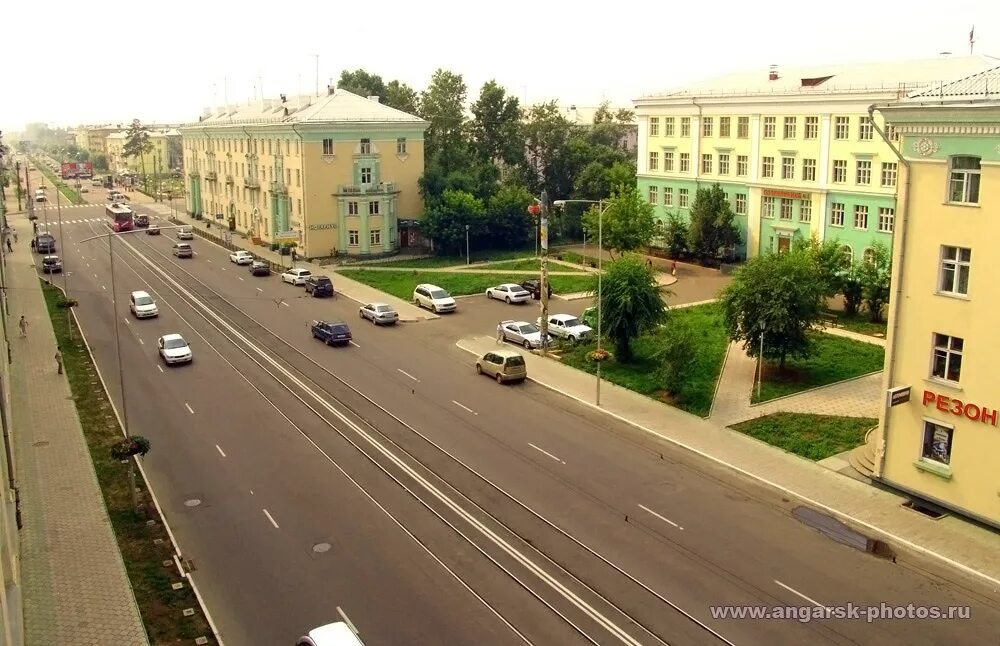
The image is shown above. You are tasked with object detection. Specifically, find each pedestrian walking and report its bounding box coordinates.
[18,316,28,338]
[55,347,63,375]
[671,259,677,276]
[646,258,653,271]
[30,239,36,252]
[33,222,38,235]
[5,238,11,253]
[12,230,17,243]
[496,321,504,345]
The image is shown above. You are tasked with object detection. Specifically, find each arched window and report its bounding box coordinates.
[863,247,877,265]
[840,244,854,265]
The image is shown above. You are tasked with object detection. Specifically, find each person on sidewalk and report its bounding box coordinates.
[5,238,11,253]
[671,259,677,276]
[18,316,28,338]
[11,230,17,244]
[496,322,504,345]
[55,347,63,375]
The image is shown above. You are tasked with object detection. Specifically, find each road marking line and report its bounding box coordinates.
[638,503,684,530]
[216,444,226,457]
[280,301,289,307]
[86,263,90,268]
[237,276,244,281]
[349,340,360,348]
[452,400,478,415]
[123,318,130,325]
[262,509,280,529]
[157,365,164,373]
[397,368,418,382]
[221,267,226,271]
[529,442,566,465]
[256,287,263,292]
[138,339,144,345]
[185,403,195,414]
[775,580,827,609]
[101,285,106,290]
[206,258,212,263]
[336,607,360,636]
[94,273,98,278]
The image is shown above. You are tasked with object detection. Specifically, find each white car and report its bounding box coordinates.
[176,227,194,240]
[486,283,531,304]
[230,250,254,265]
[129,290,158,318]
[359,302,399,325]
[413,283,456,313]
[157,334,192,365]
[281,267,312,285]
[499,320,552,350]
[538,314,593,343]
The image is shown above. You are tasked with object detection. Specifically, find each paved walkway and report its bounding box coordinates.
[4,205,148,644]
[455,335,1000,587]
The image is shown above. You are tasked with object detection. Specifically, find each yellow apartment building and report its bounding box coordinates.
[179,87,427,259]
[106,129,181,177]
[854,65,1000,528]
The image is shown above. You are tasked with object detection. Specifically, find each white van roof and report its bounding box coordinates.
[130,290,151,299]
[299,622,363,645]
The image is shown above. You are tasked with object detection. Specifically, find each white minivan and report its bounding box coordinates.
[129,291,158,318]
[413,283,456,313]
[296,622,364,646]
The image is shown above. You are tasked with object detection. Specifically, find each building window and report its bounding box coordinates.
[720,117,731,137]
[370,229,381,245]
[680,117,691,137]
[840,245,853,264]
[780,198,793,220]
[664,188,673,206]
[648,151,659,171]
[783,117,797,139]
[762,196,776,218]
[939,246,971,295]
[736,155,748,176]
[881,162,897,188]
[679,188,689,207]
[862,248,878,265]
[679,153,690,172]
[348,230,359,246]
[802,158,817,181]
[921,421,954,466]
[360,167,372,184]
[701,153,713,174]
[804,116,819,139]
[885,124,899,141]
[761,156,774,178]
[949,156,981,204]
[702,117,713,137]
[858,117,874,141]
[781,156,795,180]
[877,207,895,233]
[297,199,302,214]
[649,117,660,136]
[322,138,334,155]
[737,117,750,138]
[932,333,964,382]
[348,201,358,215]
[799,200,812,222]
[832,160,847,183]
[856,160,872,185]
[664,117,675,136]
[719,153,730,175]
[763,116,776,138]
[853,205,869,230]
[397,138,407,154]
[360,138,372,154]
[834,116,850,139]
[735,193,747,215]
[296,169,301,187]
[664,151,674,171]
[648,186,658,204]
[830,202,845,226]
[369,201,380,215]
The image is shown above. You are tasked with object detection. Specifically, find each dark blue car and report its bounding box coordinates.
[311,320,352,346]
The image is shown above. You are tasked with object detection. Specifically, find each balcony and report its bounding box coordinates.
[335,182,397,195]
[204,171,218,181]
[270,180,288,195]
[225,174,234,185]
[244,176,260,189]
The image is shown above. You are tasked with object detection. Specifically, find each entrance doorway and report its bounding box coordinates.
[777,236,791,253]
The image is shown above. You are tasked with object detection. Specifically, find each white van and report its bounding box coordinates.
[129,291,158,318]
[296,622,364,646]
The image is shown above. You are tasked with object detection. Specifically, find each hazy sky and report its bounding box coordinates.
[5,0,999,132]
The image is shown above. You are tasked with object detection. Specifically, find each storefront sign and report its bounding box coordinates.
[307,223,337,231]
[887,385,911,407]
[922,390,998,426]
[762,188,809,200]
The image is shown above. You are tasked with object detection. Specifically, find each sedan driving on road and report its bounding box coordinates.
[359,302,399,325]
[281,267,312,285]
[146,225,161,235]
[305,275,334,297]
[129,291,158,318]
[176,227,194,240]
[230,250,254,265]
[486,283,531,304]
[157,334,192,365]
[499,320,552,349]
[249,260,270,276]
[311,320,352,346]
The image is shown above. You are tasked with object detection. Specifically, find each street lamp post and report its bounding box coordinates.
[757,323,766,401]
[54,190,72,338]
[465,224,470,266]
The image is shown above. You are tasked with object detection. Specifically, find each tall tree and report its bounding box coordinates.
[594,254,668,362]
[420,69,468,160]
[470,80,523,166]
[802,236,849,298]
[484,183,533,249]
[384,80,421,115]
[337,69,386,98]
[581,185,655,258]
[687,183,742,261]
[859,242,892,322]
[123,119,152,191]
[520,102,574,197]
[422,189,486,255]
[661,210,688,258]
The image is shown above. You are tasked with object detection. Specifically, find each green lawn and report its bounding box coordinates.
[485,257,589,272]
[362,248,538,269]
[823,309,888,338]
[30,159,85,205]
[553,249,596,267]
[559,303,729,417]
[754,332,885,403]
[731,413,877,461]
[337,269,596,299]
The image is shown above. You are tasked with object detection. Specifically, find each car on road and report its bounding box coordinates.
[520,278,552,300]
[281,267,312,285]
[230,250,254,265]
[413,283,456,313]
[146,225,161,235]
[157,334,192,365]
[486,283,531,304]
[176,227,194,240]
[35,234,56,254]
[476,349,527,384]
[129,291,158,318]
[172,242,193,258]
[91,179,102,187]
[499,320,552,350]
[41,255,62,273]
[249,260,270,276]
[134,214,149,227]
[537,313,593,343]
[80,186,89,193]
[311,320,352,346]
[34,194,47,203]
[304,275,334,297]
[359,302,399,325]
[296,622,364,646]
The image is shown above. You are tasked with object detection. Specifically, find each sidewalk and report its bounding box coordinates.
[4,207,148,644]
[455,335,1000,588]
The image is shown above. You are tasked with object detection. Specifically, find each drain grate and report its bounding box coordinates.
[903,499,947,520]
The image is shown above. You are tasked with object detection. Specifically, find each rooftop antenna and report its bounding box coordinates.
[313,54,320,97]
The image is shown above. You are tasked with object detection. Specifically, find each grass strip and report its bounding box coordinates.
[29,158,85,205]
[360,247,538,268]
[730,413,877,461]
[338,268,597,299]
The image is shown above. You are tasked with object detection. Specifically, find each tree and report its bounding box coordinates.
[337,69,386,98]
[662,210,688,258]
[122,119,152,191]
[594,254,668,362]
[385,80,420,114]
[110,435,151,510]
[581,185,655,258]
[93,154,109,171]
[802,236,849,298]
[422,189,485,255]
[719,248,826,367]
[859,242,892,322]
[841,263,864,316]
[520,102,574,197]
[484,184,533,249]
[657,325,697,396]
[470,80,523,166]
[687,183,741,261]
[420,69,468,160]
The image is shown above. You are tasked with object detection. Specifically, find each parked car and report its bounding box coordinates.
[311,320,352,346]
[41,255,62,273]
[146,225,161,235]
[537,313,593,343]
[281,267,312,285]
[359,302,399,325]
[157,333,192,365]
[486,283,531,304]
[176,227,194,240]
[35,234,56,253]
[129,291,158,318]
[230,250,254,265]
[520,278,552,300]
[172,242,193,258]
[499,320,552,349]
[305,275,334,297]
[249,260,271,276]
[413,283,456,313]
[476,349,527,384]
[296,622,364,646]
[581,306,599,329]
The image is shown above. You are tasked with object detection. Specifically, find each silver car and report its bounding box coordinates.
[499,320,552,350]
[359,302,399,325]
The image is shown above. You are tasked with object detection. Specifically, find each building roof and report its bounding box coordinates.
[639,55,1000,100]
[186,89,427,129]
[905,64,1000,101]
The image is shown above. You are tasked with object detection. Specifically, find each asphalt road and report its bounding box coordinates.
[27,186,1000,645]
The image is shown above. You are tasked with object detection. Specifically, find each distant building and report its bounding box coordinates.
[179,87,428,259]
[74,125,122,157]
[634,55,1000,260]
[106,128,181,177]
[561,105,638,153]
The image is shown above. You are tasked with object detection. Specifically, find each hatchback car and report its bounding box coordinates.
[146,225,161,235]
[476,349,527,384]
[230,250,254,265]
[41,255,63,273]
[305,275,334,297]
[157,334,192,365]
[249,260,271,276]
[176,227,194,240]
[413,283,456,313]
[129,291,158,318]
[172,242,192,258]
[359,302,399,325]
[486,283,531,304]
[281,267,312,285]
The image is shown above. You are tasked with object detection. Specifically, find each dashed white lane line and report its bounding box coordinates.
[280,301,289,307]
[529,442,566,465]
[262,509,280,529]
[138,339,144,345]
[237,276,244,281]
[185,402,195,414]
[157,365,164,373]
[93,273,98,278]
[101,285,106,291]
[349,340,361,348]
[206,258,213,263]
[216,444,226,458]
[638,503,684,530]
[86,263,90,268]
[336,607,359,636]
[452,400,478,415]
[775,580,827,609]
[397,368,419,382]
[123,318,130,325]
[256,287,263,293]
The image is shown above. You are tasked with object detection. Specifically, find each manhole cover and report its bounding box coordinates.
[312,542,331,553]
[184,499,202,507]
[33,441,50,448]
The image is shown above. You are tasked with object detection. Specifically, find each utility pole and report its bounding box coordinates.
[24,163,33,221]
[539,190,550,354]
[55,190,72,339]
